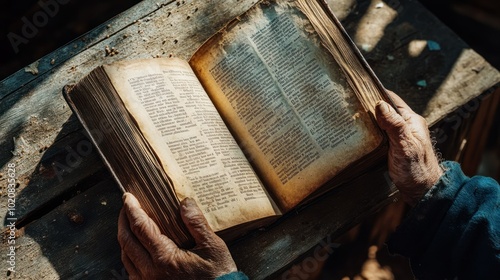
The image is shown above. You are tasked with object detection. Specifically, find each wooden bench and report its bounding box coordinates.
[1,0,499,279]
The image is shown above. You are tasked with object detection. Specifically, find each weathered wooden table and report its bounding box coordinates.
[1,0,499,279]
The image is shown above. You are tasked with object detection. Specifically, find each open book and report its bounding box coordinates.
[63,0,393,247]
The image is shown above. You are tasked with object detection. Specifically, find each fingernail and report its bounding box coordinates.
[379,101,391,114]
[124,193,141,209]
[182,197,196,207]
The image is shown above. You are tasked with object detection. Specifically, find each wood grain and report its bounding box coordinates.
[1,0,499,279]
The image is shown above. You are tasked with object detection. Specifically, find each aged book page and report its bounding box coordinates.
[104,58,277,231]
[295,0,388,113]
[191,0,384,210]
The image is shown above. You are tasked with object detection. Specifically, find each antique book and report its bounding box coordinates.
[63,0,394,247]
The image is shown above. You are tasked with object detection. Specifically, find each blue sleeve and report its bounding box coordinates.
[216,271,249,280]
[387,161,500,278]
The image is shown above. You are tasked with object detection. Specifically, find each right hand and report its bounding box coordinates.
[117,193,237,279]
[375,91,443,206]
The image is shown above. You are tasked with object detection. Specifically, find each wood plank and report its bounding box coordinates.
[459,89,500,176]
[0,0,260,226]
[0,126,106,224]
[3,0,498,227]
[0,0,177,98]
[431,88,499,164]
[0,0,499,279]
[1,0,498,223]
[1,179,124,279]
[2,163,394,279]
[229,166,397,280]
[338,0,500,125]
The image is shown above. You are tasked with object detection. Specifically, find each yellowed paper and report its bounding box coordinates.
[104,58,276,231]
[191,1,383,210]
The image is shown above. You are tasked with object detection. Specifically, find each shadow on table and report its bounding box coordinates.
[2,116,126,279]
[2,0,480,279]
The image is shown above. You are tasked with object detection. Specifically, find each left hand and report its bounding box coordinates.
[375,91,443,206]
[117,193,237,279]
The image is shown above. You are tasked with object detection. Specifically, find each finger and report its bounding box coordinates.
[180,197,218,245]
[123,193,179,254]
[385,90,414,112]
[117,206,153,268]
[375,100,408,142]
[121,250,139,278]
[385,90,415,119]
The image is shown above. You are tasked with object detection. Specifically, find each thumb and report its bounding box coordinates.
[180,197,217,245]
[375,100,407,138]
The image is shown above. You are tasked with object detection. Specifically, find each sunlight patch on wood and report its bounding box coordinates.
[407,40,427,57]
[353,0,398,53]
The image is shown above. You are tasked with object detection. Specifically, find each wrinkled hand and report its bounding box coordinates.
[375,91,443,206]
[117,193,237,280]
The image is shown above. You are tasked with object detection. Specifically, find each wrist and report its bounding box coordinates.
[404,161,444,206]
